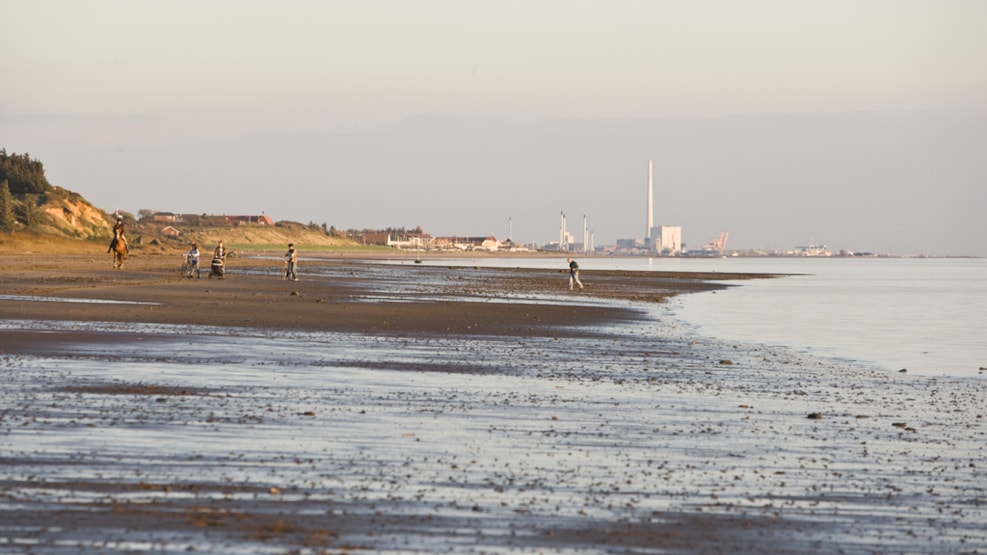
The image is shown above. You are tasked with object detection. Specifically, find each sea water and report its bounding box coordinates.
[387,256,987,377]
[668,257,986,377]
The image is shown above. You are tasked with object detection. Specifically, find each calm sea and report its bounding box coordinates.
[391,256,986,377]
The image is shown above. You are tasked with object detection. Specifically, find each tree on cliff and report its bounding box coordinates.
[0,149,53,195]
[17,194,42,228]
[0,149,110,238]
[0,180,14,232]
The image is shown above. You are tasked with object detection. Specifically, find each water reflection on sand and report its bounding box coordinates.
[0,294,160,305]
[1,317,985,554]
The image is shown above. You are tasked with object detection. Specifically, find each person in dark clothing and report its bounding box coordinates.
[108,217,127,254]
[209,240,227,279]
[567,258,584,291]
[284,243,298,281]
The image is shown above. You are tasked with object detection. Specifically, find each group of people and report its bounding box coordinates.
[183,241,227,261]
[181,244,578,289]
[180,241,297,281]
[181,240,229,279]
[113,220,581,289]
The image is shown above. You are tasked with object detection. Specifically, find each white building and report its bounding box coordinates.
[650,225,682,254]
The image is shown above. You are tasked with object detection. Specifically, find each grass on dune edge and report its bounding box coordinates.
[227,243,394,253]
[0,234,108,255]
[0,234,391,256]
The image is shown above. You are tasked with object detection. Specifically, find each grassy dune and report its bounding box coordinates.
[0,221,365,255]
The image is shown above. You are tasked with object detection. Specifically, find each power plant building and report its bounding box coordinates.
[651,225,682,254]
[645,160,683,255]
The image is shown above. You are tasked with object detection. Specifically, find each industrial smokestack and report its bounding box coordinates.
[583,214,588,254]
[560,211,567,251]
[646,160,653,242]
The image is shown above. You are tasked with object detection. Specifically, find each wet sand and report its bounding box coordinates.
[1,253,984,553]
[0,253,765,339]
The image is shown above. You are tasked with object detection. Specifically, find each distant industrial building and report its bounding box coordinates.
[689,232,729,256]
[644,160,684,255]
[615,238,645,250]
[651,225,682,254]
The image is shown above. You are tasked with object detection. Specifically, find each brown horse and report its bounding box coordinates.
[111,238,128,269]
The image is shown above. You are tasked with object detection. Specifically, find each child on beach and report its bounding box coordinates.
[184,243,200,278]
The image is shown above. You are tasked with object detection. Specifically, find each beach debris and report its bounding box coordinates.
[290,291,300,296]
[807,412,823,419]
[719,359,733,365]
[899,368,908,373]
[269,487,282,495]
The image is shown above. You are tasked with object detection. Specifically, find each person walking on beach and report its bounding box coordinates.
[209,240,227,279]
[567,257,584,291]
[284,243,298,281]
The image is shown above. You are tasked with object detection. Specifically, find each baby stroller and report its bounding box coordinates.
[181,253,200,279]
[208,256,225,279]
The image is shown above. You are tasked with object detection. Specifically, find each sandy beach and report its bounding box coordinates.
[0,252,763,335]
[1,252,984,554]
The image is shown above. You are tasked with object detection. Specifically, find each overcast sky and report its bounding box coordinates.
[3,0,985,255]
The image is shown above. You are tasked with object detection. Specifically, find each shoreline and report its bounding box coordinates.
[1,253,984,553]
[0,253,769,340]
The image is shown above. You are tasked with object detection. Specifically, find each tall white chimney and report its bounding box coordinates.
[560,211,567,251]
[583,214,588,254]
[646,160,654,242]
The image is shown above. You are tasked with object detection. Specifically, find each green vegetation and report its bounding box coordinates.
[0,148,111,239]
[0,149,51,232]
[227,243,393,253]
[0,180,14,232]
[0,148,409,253]
[0,149,52,195]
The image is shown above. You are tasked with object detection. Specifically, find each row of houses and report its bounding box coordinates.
[351,226,522,252]
[146,212,275,238]
[149,212,275,226]
[148,213,520,251]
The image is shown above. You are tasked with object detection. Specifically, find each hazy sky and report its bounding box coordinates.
[3,1,986,255]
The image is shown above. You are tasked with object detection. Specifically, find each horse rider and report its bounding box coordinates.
[108,217,128,254]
